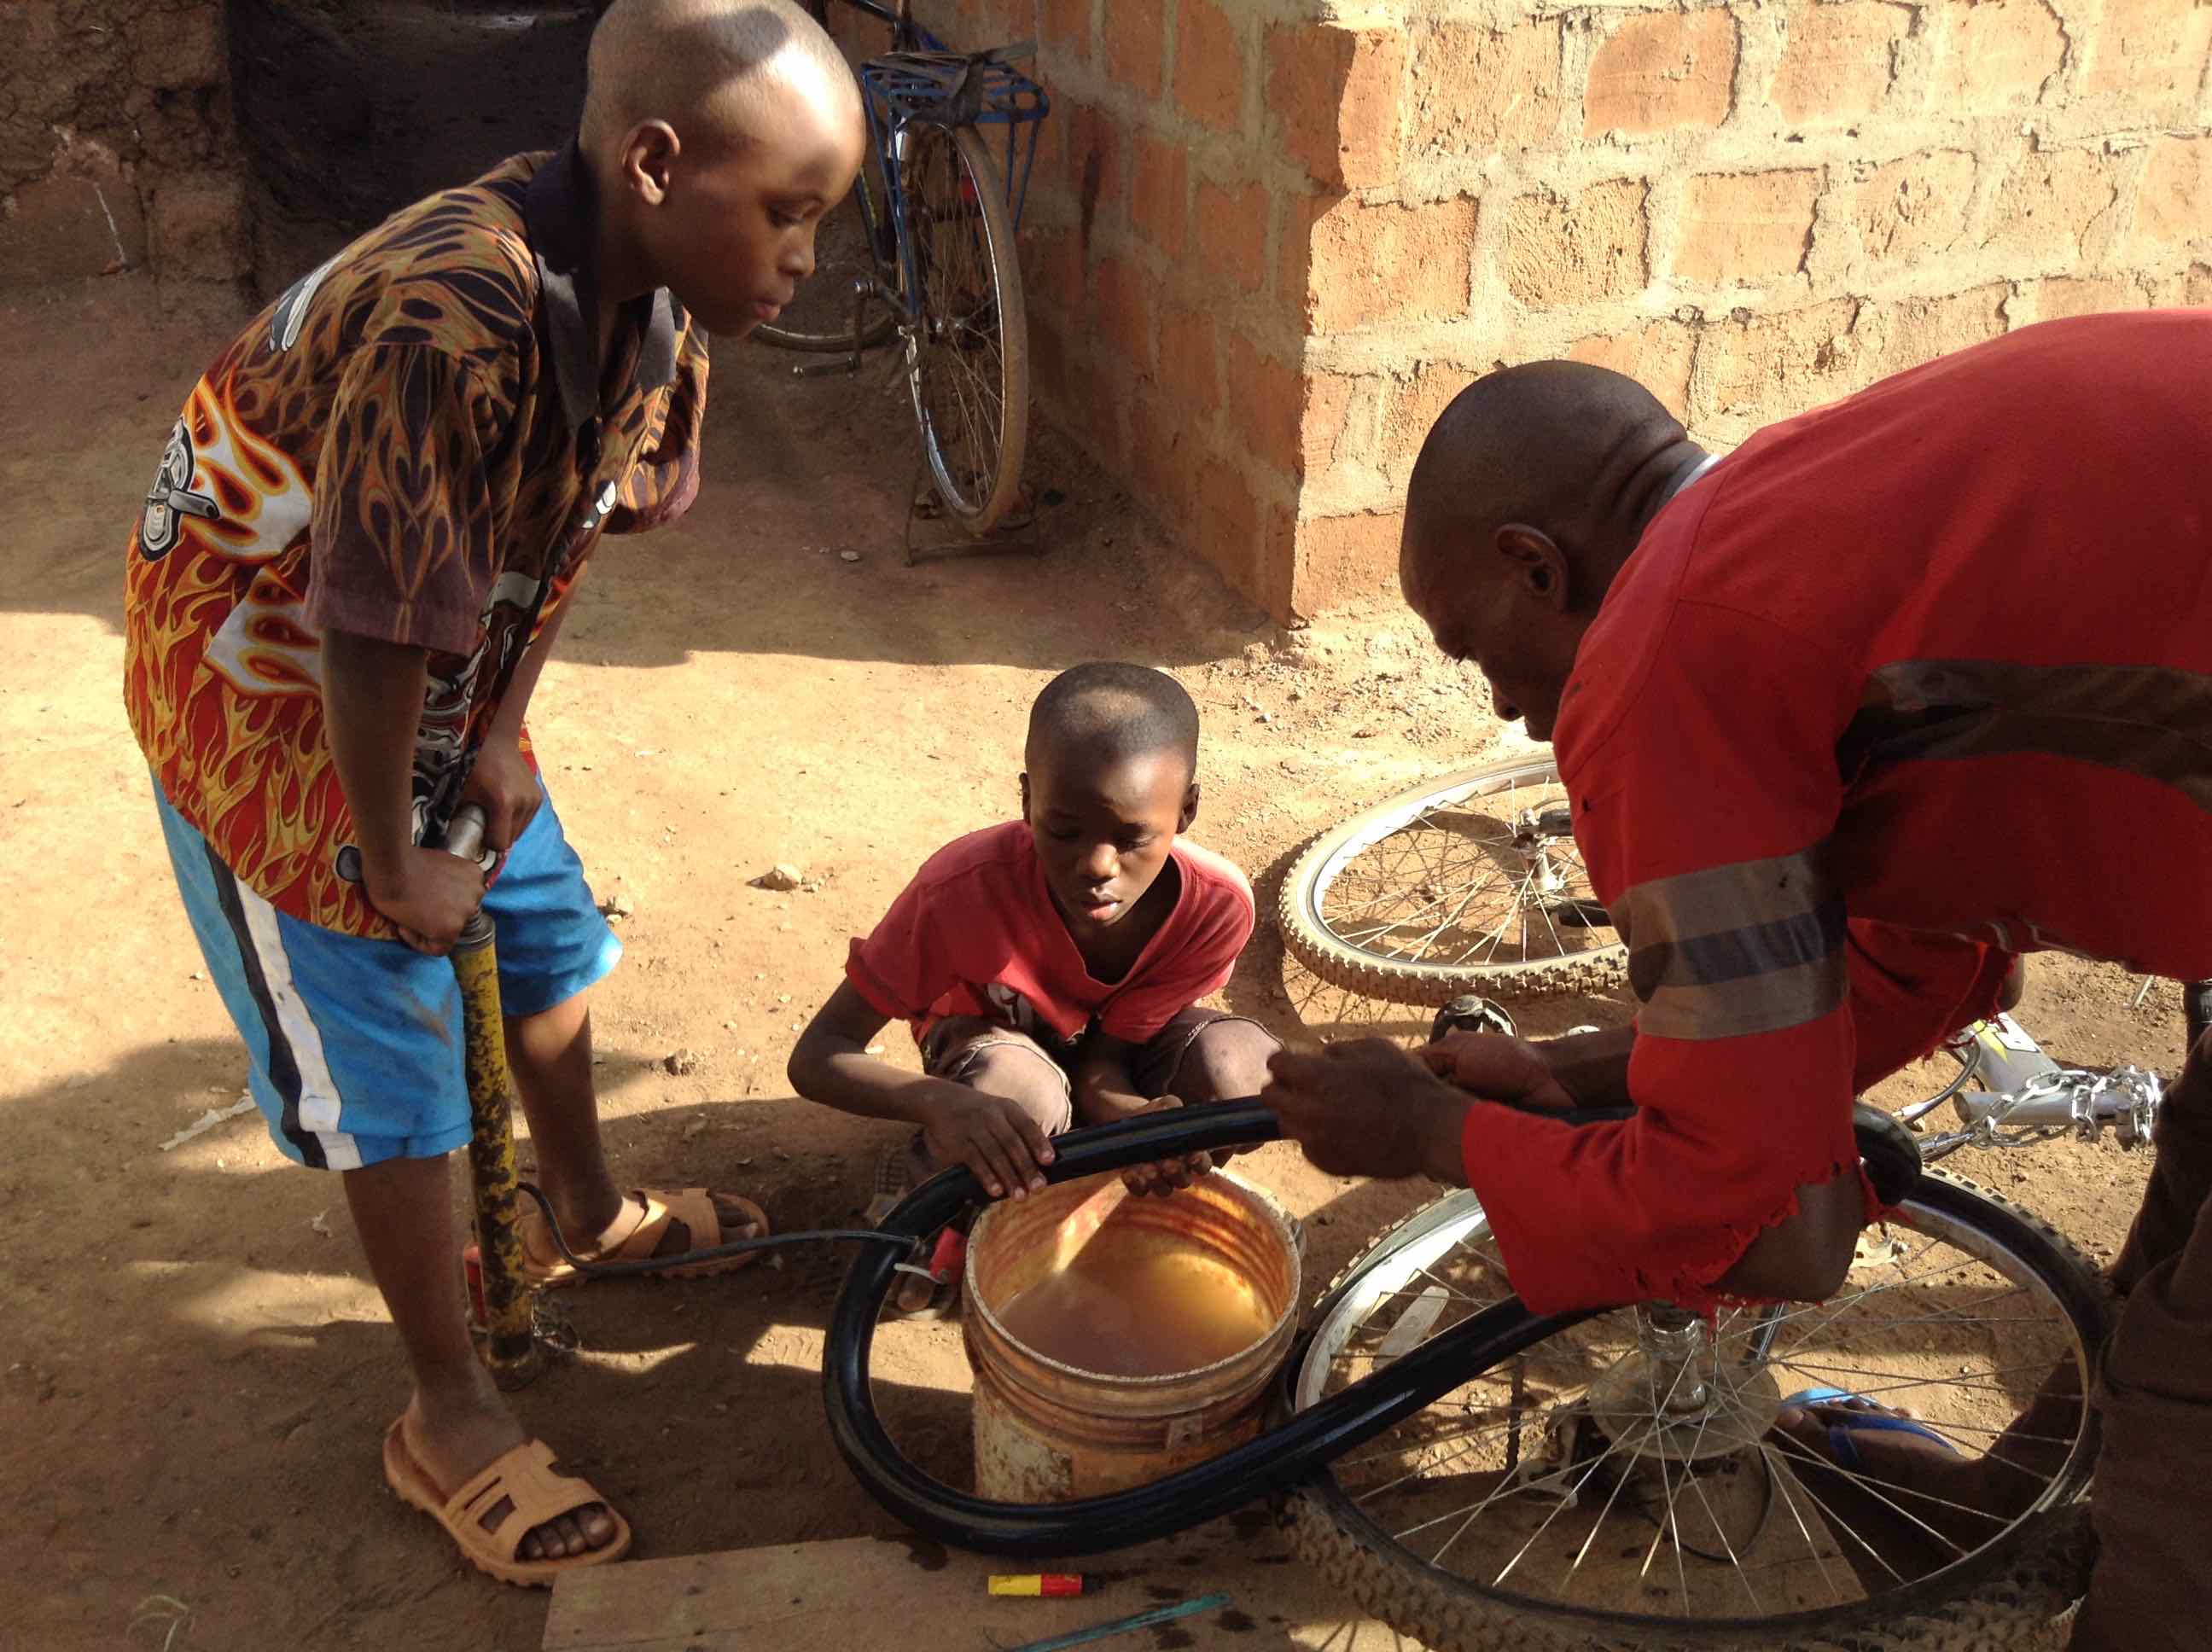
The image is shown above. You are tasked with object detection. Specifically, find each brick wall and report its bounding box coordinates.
[0,2,249,290]
[958,0,2212,620]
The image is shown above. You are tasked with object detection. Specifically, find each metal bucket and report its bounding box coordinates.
[963,1171,1301,1502]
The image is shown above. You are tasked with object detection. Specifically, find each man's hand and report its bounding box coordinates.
[460,737,542,852]
[1419,1032,1575,1112]
[921,1085,1055,1201]
[1119,1095,1218,1199]
[1264,1039,1471,1184]
[364,846,490,956]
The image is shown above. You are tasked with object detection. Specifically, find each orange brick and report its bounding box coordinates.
[1772,1,1910,126]
[1291,512,1405,616]
[1409,20,1563,156]
[1103,0,1165,100]
[1854,284,2009,381]
[1131,393,1201,515]
[1225,334,1299,477]
[1063,99,1123,226]
[2028,276,2148,322]
[1159,305,1220,415]
[1040,0,1090,63]
[1987,148,2120,259]
[1260,503,1298,621]
[1696,299,1861,428]
[1174,0,1244,134]
[1029,311,1071,408]
[1195,175,1269,294]
[1566,321,1696,422]
[1305,195,1478,332]
[1301,373,1355,477]
[1674,170,1819,284]
[1196,457,1260,590]
[2090,0,2212,103]
[1585,9,1739,136]
[1934,0,2065,113]
[2135,136,2212,253]
[1850,149,1976,266]
[1023,227,1086,317]
[1503,179,1648,307]
[1380,363,1477,483]
[1095,253,1154,370]
[1128,131,1188,253]
[1265,21,1406,189]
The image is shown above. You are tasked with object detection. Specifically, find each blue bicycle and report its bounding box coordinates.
[760,0,1048,535]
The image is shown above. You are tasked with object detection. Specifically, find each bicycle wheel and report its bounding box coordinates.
[896,121,1030,533]
[1281,759,1626,1006]
[754,164,896,352]
[1281,1171,2110,1650]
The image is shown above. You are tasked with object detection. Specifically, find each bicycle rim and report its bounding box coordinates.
[899,123,1029,533]
[755,168,895,352]
[1280,759,1627,1006]
[1284,1172,2109,1647]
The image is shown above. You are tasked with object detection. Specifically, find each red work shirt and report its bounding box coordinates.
[1463,310,2212,1313]
[846,821,1256,1051]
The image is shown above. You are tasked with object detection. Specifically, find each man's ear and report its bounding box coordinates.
[1179,782,1200,835]
[1018,771,1031,820]
[619,119,681,205]
[1495,523,1572,612]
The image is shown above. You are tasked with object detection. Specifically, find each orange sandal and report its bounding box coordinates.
[519,1187,770,1288]
[381,1418,631,1588]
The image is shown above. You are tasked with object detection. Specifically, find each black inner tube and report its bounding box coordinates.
[819,1099,1596,1556]
[819,1096,1924,1556]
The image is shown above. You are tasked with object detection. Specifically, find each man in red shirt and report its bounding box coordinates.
[1264,311,2212,1649]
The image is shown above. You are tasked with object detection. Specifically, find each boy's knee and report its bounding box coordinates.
[1177,1017,1280,1101]
[958,1040,1074,1134]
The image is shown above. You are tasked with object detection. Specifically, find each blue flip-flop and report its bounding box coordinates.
[1781,1386,1959,1474]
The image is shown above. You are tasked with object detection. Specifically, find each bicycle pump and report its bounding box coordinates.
[442,804,542,1391]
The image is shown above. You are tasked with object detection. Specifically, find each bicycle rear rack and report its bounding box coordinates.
[860,44,1049,227]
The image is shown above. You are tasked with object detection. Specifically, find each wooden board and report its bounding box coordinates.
[544,1520,1436,1652]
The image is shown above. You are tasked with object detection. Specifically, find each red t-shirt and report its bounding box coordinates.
[1462,310,2212,1314]
[846,821,1255,1051]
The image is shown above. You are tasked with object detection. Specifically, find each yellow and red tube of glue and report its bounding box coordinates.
[988,1573,1085,1597]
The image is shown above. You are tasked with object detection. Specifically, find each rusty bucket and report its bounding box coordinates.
[963,1171,1300,1502]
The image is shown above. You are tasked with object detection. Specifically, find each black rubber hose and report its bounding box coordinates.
[820,1097,1597,1556]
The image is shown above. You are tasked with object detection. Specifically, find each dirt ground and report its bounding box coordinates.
[0,276,2186,1652]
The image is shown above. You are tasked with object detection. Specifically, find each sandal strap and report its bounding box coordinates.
[447,1440,606,1561]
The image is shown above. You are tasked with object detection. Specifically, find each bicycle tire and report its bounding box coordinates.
[1280,1169,2112,1651]
[899,121,1030,534]
[754,166,898,352]
[1280,758,1627,1006]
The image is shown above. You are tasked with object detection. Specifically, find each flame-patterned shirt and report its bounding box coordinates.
[124,146,707,937]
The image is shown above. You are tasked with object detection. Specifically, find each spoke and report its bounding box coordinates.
[1763,1439,1849,1604]
[1764,1429,1988,1545]
[1755,1442,1908,1585]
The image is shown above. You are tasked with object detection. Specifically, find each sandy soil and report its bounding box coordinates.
[0,276,2180,1652]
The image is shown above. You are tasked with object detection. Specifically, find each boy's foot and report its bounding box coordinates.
[390,1393,626,1578]
[521,1186,769,1287]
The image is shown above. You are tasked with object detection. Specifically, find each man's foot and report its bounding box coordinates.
[1767,1378,2081,1583]
[399,1392,620,1564]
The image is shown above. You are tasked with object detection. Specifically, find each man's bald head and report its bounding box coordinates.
[1400,360,1685,608]
[581,0,854,160]
[1395,359,1706,742]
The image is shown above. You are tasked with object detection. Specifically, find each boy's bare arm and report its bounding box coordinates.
[789,982,1054,1201]
[322,628,488,956]
[1073,1034,1214,1199]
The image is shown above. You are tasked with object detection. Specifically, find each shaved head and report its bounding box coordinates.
[1396,359,1707,741]
[1027,663,1201,783]
[581,0,856,160]
[1401,361,1684,605]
